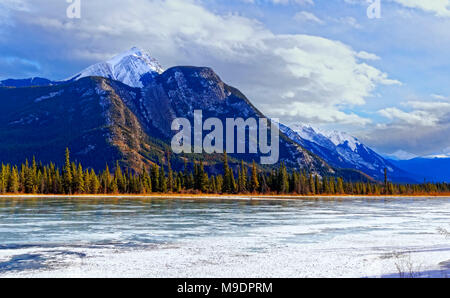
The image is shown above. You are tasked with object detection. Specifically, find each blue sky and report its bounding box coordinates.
[1,0,450,157]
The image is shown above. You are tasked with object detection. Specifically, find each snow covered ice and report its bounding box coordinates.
[0,197,449,278]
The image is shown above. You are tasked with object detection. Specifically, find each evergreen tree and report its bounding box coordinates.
[384,168,388,194]
[238,160,248,193]
[337,178,344,194]
[114,161,125,193]
[8,166,19,193]
[309,174,316,195]
[250,161,259,193]
[222,152,234,193]
[278,163,289,194]
[63,148,73,194]
[89,169,100,194]
[167,153,174,192]
[151,164,160,192]
[159,164,167,193]
[199,162,209,193]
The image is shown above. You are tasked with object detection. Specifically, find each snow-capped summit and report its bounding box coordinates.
[68,47,164,88]
[287,124,361,152]
[288,124,336,150]
[324,130,361,152]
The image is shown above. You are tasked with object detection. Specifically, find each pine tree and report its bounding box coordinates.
[384,168,388,194]
[309,174,316,195]
[76,163,85,194]
[315,175,321,195]
[222,152,232,193]
[198,161,209,193]
[159,164,167,193]
[278,163,289,194]
[337,177,344,194]
[167,153,174,192]
[103,164,112,193]
[238,160,247,193]
[63,148,72,194]
[141,166,152,193]
[250,161,259,193]
[8,166,19,193]
[151,164,160,192]
[89,169,100,194]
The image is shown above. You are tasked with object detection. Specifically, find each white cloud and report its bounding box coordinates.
[356,51,380,60]
[294,11,324,24]
[365,98,450,155]
[345,0,450,17]
[378,107,439,126]
[393,0,450,17]
[335,16,361,29]
[2,0,397,126]
[431,94,449,100]
[243,0,314,5]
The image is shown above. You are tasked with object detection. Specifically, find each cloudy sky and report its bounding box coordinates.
[1,0,450,157]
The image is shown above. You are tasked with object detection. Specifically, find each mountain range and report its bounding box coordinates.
[0,47,353,180]
[279,124,416,183]
[1,47,446,182]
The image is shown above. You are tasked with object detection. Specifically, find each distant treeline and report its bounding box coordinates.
[0,149,449,196]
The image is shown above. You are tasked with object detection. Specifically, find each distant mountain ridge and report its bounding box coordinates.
[280,123,417,182]
[389,157,450,182]
[0,77,63,88]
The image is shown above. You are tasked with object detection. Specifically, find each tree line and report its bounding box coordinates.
[0,149,449,196]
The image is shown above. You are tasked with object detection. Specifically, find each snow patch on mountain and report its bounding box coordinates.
[68,47,164,88]
[34,90,64,103]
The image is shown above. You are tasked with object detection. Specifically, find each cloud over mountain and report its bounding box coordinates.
[0,0,397,128]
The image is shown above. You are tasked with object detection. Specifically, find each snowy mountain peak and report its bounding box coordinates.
[325,130,361,152]
[289,124,319,142]
[289,124,361,152]
[68,47,164,88]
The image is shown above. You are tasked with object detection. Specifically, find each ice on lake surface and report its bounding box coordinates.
[0,197,449,278]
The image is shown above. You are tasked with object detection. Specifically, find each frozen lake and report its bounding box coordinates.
[0,197,449,278]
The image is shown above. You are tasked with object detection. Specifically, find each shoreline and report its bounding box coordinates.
[1,194,450,201]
